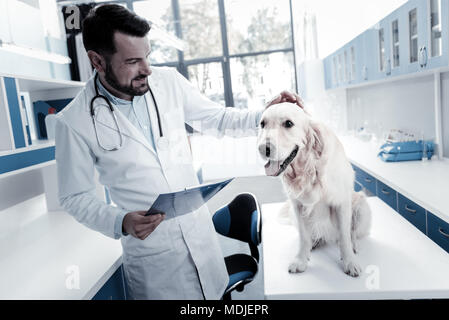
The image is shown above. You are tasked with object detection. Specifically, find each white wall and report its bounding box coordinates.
[346,75,436,141]
[440,72,449,157]
[0,0,71,80]
[296,0,408,59]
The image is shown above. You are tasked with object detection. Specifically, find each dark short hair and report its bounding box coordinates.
[82,4,151,56]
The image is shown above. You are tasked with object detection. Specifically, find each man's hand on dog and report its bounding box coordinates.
[266,91,305,110]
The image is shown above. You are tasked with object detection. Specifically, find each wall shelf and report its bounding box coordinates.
[0,72,85,92]
[0,139,54,157]
[0,145,55,179]
[0,70,83,178]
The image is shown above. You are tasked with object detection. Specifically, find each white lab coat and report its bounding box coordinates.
[55,67,262,300]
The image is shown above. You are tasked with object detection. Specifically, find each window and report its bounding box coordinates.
[187,62,225,105]
[179,0,222,60]
[225,0,292,55]
[230,52,295,110]
[133,1,178,64]
[430,0,442,57]
[409,8,418,63]
[379,28,385,71]
[392,19,400,67]
[130,0,296,110]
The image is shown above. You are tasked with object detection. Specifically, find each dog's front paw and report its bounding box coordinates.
[342,259,362,277]
[288,259,308,273]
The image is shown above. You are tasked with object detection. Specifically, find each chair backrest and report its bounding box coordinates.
[212,193,262,248]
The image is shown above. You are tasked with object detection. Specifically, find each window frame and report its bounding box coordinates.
[130,0,298,108]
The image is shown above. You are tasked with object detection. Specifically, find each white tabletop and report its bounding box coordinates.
[262,198,449,299]
[0,194,123,299]
[339,135,449,224]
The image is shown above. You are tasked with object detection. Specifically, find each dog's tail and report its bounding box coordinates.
[351,191,372,239]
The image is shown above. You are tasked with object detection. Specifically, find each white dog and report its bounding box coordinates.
[257,102,371,277]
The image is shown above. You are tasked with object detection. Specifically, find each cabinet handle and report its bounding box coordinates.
[422,46,428,67]
[364,178,373,183]
[439,228,449,239]
[404,204,416,214]
[381,189,390,195]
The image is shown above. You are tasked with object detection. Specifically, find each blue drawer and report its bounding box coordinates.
[354,181,363,192]
[427,212,449,254]
[93,265,126,300]
[351,163,361,173]
[357,170,376,195]
[397,194,427,234]
[376,180,397,210]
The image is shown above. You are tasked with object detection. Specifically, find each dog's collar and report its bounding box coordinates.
[276,145,299,177]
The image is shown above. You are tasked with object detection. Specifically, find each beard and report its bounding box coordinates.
[104,61,149,97]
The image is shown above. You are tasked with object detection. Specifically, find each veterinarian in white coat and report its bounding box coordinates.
[55,4,300,299]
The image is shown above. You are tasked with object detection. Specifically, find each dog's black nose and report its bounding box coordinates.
[265,145,271,157]
[259,143,275,158]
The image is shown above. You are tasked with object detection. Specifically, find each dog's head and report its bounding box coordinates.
[257,102,323,177]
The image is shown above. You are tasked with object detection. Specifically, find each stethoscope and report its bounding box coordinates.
[90,73,164,151]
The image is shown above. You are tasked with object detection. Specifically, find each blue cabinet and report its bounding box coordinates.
[323,0,449,89]
[403,0,428,73]
[352,164,376,195]
[93,265,127,300]
[324,34,368,88]
[354,181,363,192]
[360,29,377,83]
[357,170,376,195]
[427,212,449,253]
[323,56,333,90]
[397,193,427,234]
[388,8,407,77]
[376,180,397,210]
[350,161,449,254]
[372,17,392,80]
[424,0,449,70]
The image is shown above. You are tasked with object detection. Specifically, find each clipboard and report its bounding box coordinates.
[145,178,234,219]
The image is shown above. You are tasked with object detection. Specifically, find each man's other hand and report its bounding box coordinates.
[266,91,305,109]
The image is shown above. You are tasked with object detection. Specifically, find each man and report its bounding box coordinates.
[55,4,301,299]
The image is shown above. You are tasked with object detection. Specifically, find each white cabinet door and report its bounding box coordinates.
[425,0,449,69]
[404,0,427,73]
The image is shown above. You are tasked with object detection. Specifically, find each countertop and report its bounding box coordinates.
[262,198,449,299]
[0,194,123,299]
[339,135,449,223]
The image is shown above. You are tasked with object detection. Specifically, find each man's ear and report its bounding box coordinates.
[87,50,106,73]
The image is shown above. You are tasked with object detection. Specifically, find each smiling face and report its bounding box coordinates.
[102,32,152,98]
[257,103,310,176]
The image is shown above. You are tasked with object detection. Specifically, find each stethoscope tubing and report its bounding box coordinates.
[90,73,163,151]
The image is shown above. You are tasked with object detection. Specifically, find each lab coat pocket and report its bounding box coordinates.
[123,248,175,300]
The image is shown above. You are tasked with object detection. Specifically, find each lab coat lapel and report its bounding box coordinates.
[147,73,165,150]
[92,93,157,156]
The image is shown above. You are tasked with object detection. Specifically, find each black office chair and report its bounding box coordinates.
[212,193,262,300]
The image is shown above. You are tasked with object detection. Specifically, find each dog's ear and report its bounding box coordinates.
[306,121,324,158]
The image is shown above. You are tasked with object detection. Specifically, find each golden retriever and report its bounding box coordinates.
[257,102,371,277]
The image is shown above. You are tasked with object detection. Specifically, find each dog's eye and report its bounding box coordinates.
[284,120,294,128]
[260,120,265,129]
